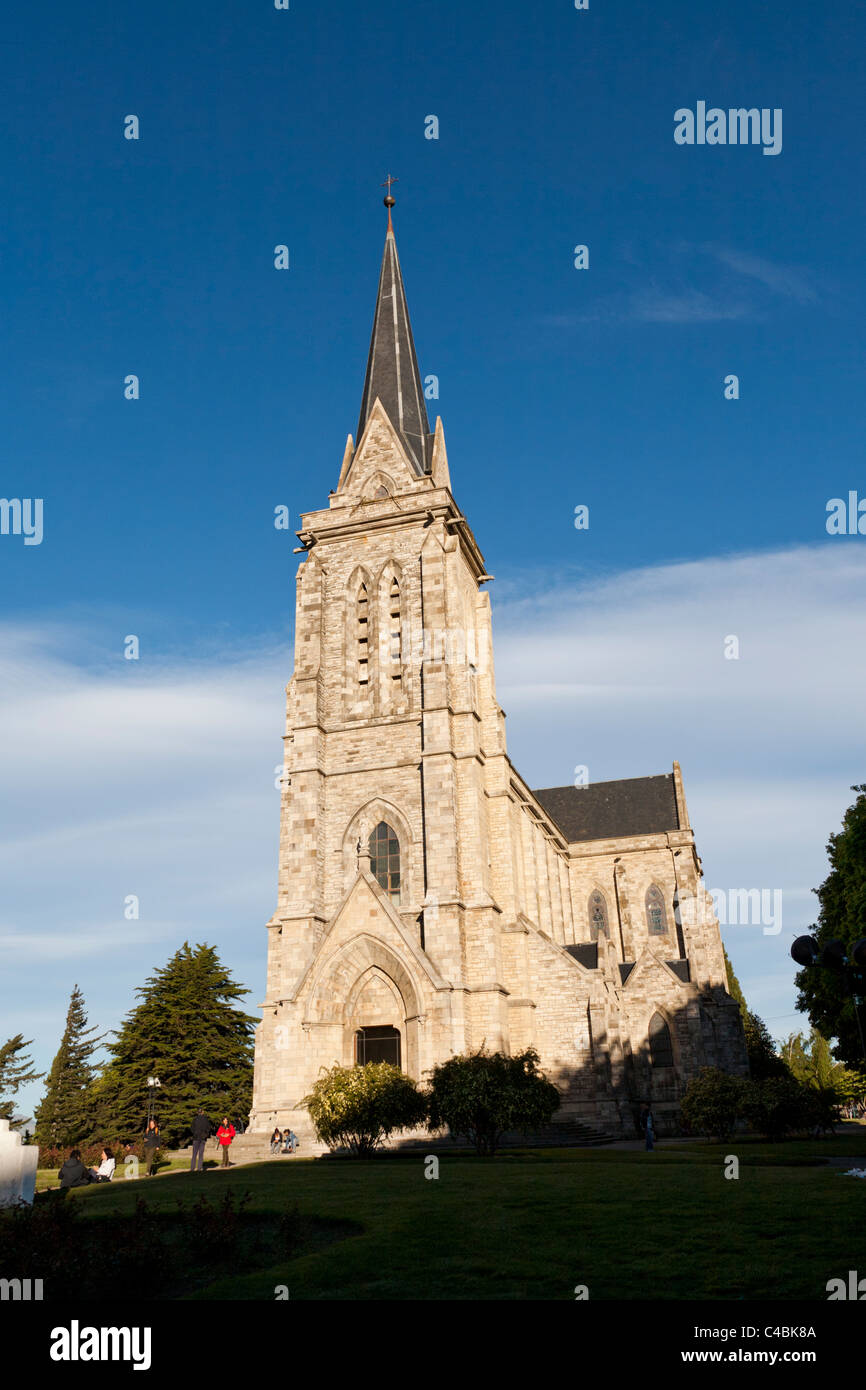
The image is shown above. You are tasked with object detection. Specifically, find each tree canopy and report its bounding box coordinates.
[780,1027,864,1103]
[795,785,866,1069]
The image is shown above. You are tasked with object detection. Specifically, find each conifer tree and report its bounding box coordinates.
[724,946,788,1078]
[0,1035,42,1129]
[34,986,103,1147]
[96,942,257,1146]
[723,946,748,1021]
[743,1011,789,1080]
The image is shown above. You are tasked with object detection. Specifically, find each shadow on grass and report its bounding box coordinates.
[2,1188,363,1301]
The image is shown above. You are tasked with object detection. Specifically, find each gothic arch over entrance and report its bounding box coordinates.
[307,933,424,1077]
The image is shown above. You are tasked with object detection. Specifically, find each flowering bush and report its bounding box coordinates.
[304,1062,427,1156]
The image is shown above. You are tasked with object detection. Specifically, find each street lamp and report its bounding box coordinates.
[791,936,866,1061]
[145,1075,162,1128]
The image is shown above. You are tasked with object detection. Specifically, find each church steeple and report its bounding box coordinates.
[356,185,432,476]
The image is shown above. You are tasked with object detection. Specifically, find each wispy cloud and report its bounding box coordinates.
[542,286,751,327]
[628,286,751,323]
[544,242,819,328]
[708,246,818,304]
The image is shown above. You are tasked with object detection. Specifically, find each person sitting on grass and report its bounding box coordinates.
[89,1146,116,1182]
[58,1148,95,1189]
[270,1127,283,1155]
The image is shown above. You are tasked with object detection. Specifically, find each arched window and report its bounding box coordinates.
[355,1026,401,1067]
[369,821,401,903]
[645,884,668,936]
[356,583,370,686]
[588,890,609,941]
[388,577,402,686]
[649,1013,674,1068]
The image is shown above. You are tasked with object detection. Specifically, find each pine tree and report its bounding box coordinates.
[0,1035,43,1129]
[724,946,788,1078]
[34,986,103,1147]
[743,1011,789,1080]
[95,943,257,1147]
[723,946,748,1021]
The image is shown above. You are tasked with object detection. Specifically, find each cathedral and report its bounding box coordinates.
[247,197,747,1143]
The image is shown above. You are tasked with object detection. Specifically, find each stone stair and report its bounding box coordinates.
[392,1117,617,1151]
[218,1114,618,1165]
[227,1130,328,1163]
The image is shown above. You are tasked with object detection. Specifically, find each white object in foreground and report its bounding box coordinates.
[0,1117,40,1207]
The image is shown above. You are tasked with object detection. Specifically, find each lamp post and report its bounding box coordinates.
[145,1075,162,1129]
[790,936,866,1062]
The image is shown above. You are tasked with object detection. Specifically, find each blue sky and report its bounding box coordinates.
[2,0,865,1118]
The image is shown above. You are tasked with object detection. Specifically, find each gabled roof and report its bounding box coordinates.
[533,774,680,844]
[356,207,432,476]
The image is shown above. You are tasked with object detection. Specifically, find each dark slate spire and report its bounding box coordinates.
[357,189,431,475]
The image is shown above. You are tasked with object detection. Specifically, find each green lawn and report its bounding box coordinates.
[35,1132,866,1301]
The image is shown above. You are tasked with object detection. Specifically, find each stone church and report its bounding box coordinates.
[247,199,747,1143]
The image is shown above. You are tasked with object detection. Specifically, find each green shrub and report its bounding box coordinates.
[426,1047,560,1156]
[680,1067,746,1140]
[741,1076,814,1141]
[304,1062,428,1157]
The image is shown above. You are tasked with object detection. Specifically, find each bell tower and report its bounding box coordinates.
[248,193,507,1136]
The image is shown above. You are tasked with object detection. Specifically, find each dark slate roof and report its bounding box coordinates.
[357,214,432,476]
[565,943,599,970]
[666,960,691,984]
[533,774,679,844]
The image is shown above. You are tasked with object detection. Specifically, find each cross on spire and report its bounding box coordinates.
[381,174,398,231]
[357,187,432,475]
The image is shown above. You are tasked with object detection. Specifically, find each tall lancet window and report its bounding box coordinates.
[388,577,402,685]
[356,583,370,686]
[369,821,401,903]
[588,890,609,941]
[649,1013,674,1068]
[645,884,668,936]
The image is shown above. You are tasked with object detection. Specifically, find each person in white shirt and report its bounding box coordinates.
[90,1147,116,1182]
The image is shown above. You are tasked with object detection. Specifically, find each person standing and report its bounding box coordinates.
[216,1116,236,1167]
[190,1108,212,1172]
[143,1118,161,1176]
[644,1106,656,1152]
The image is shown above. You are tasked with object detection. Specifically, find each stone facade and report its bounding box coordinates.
[248,215,748,1143]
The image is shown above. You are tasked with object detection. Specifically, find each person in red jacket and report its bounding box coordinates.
[216,1117,236,1167]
